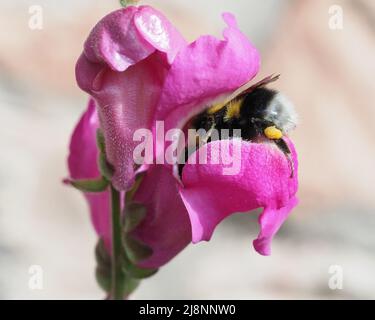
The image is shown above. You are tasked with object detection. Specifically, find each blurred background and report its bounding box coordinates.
[1,0,375,299]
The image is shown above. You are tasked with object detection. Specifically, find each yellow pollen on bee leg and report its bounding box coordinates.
[264,126,283,140]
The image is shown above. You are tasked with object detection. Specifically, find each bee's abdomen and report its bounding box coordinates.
[192,113,212,131]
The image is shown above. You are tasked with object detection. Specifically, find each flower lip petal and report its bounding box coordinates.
[179,138,298,253]
[253,196,299,256]
[222,12,238,28]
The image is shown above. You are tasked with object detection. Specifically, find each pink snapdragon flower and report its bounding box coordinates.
[76,5,186,191]
[68,99,191,268]
[68,5,299,270]
[68,100,111,249]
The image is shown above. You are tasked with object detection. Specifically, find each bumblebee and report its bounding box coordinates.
[185,75,298,177]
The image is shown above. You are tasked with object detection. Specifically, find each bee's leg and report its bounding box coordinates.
[179,122,217,177]
[203,123,216,144]
[274,139,294,178]
[178,147,190,177]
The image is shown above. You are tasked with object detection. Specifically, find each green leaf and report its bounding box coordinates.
[123,234,153,264]
[123,203,147,233]
[69,177,109,193]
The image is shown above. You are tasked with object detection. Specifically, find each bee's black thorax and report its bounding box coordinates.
[180,78,296,178]
[193,88,278,141]
[190,87,294,176]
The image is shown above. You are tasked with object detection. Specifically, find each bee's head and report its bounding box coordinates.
[242,88,298,141]
[263,91,298,134]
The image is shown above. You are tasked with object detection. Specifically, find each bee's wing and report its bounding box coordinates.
[237,74,280,98]
[213,74,281,110]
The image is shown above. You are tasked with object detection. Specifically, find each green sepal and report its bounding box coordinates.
[95,239,111,267]
[95,239,112,292]
[95,265,111,293]
[69,177,109,193]
[96,129,114,180]
[123,277,140,296]
[120,0,139,7]
[123,203,147,233]
[125,174,144,203]
[123,234,153,264]
[94,237,147,296]
[96,129,106,154]
[122,251,158,279]
[98,153,114,180]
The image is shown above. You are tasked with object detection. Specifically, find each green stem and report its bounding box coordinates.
[110,185,125,300]
[120,0,139,7]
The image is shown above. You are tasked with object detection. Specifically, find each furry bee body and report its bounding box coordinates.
[191,82,298,177]
[193,87,296,139]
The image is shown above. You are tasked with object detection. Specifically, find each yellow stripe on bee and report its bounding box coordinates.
[264,126,283,140]
[207,102,226,114]
[224,99,242,121]
[207,98,243,120]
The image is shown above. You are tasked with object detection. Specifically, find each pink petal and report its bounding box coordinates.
[75,6,187,191]
[179,138,298,255]
[131,165,191,268]
[77,6,186,88]
[67,100,111,250]
[153,12,260,137]
[67,101,191,267]
[88,55,168,191]
[253,196,298,255]
[68,99,100,180]
[134,6,186,64]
